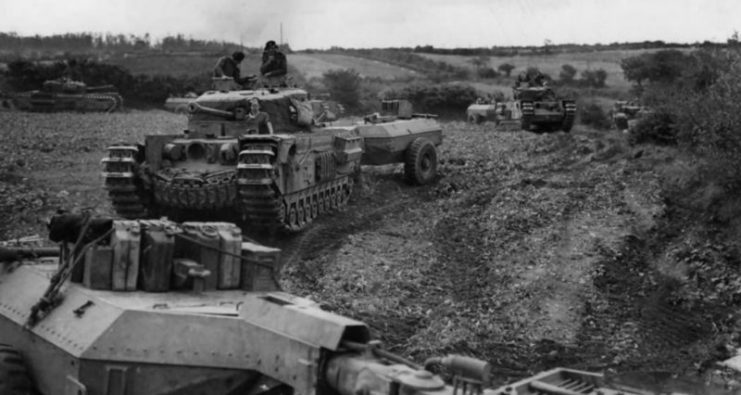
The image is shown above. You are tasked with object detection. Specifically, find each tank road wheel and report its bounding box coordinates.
[404,138,438,185]
[310,196,319,219]
[340,182,352,206]
[287,203,299,231]
[297,200,307,228]
[0,344,35,395]
[330,188,338,209]
[317,193,326,215]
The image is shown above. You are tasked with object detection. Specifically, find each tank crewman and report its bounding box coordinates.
[514,72,528,88]
[213,51,256,87]
[260,41,288,87]
[244,98,273,135]
[63,59,84,81]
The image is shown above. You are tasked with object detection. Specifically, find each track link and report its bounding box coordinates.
[237,142,352,233]
[102,145,151,219]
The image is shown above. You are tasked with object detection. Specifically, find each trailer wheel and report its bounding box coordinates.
[404,138,437,185]
[0,344,34,395]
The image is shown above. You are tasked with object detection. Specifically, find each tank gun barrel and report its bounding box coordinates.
[0,247,59,262]
[325,341,492,395]
[188,102,237,119]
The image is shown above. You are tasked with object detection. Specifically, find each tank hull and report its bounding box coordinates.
[0,259,368,395]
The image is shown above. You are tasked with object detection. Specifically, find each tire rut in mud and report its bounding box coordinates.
[573,235,718,374]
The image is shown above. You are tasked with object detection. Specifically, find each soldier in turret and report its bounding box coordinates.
[213,51,256,87]
[260,41,288,87]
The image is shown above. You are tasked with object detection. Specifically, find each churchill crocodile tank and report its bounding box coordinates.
[103,88,441,232]
[0,213,650,395]
[12,78,123,113]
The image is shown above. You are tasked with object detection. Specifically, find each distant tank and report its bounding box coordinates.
[12,78,123,113]
[0,213,641,395]
[466,101,522,131]
[102,85,441,232]
[510,85,576,133]
[611,100,648,131]
[466,101,498,124]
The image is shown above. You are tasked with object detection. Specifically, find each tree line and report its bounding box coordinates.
[0,32,246,59]
[2,58,209,105]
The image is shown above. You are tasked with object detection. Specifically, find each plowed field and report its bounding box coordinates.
[1,110,739,391]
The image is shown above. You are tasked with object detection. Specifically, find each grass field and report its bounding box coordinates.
[291,53,419,80]
[103,48,674,93]
[418,49,669,90]
[109,52,420,81]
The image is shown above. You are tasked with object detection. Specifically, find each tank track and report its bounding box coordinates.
[152,170,237,210]
[30,93,123,112]
[561,101,577,132]
[236,143,352,233]
[79,93,123,112]
[520,101,534,131]
[102,145,152,219]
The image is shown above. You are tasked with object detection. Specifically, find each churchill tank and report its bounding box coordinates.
[510,85,576,133]
[103,86,441,233]
[0,213,647,395]
[12,78,123,113]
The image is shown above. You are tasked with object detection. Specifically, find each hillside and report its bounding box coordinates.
[418,49,680,89]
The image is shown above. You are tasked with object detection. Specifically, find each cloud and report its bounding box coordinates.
[0,0,739,48]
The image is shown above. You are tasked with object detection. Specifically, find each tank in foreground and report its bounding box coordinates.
[0,213,642,395]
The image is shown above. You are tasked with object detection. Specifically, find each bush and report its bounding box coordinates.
[581,69,608,88]
[322,69,362,112]
[559,64,577,84]
[3,59,211,106]
[498,63,515,77]
[629,110,677,145]
[383,83,478,118]
[579,102,612,130]
[476,67,499,79]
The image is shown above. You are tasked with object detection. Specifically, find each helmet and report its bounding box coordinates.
[232,51,245,62]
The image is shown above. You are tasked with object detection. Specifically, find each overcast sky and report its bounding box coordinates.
[1,0,739,49]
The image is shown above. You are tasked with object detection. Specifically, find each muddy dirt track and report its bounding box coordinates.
[1,111,739,390]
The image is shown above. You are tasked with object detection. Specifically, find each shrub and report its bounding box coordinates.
[581,69,608,88]
[322,69,362,112]
[579,102,612,130]
[559,64,577,84]
[476,67,499,79]
[498,63,515,77]
[628,110,677,145]
[383,83,478,118]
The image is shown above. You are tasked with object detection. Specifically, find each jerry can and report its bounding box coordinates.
[111,220,141,291]
[177,223,220,290]
[83,245,113,290]
[213,222,242,289]
[240,241,280,291]
[138,219,178,292]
